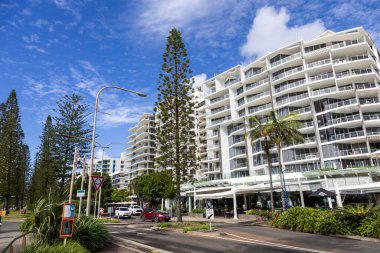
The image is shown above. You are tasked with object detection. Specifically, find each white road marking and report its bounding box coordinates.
[198,232,333,253]
[112,236,172,253]
[110,231,119,234]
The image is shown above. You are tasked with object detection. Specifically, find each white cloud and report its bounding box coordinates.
[192,73,207,89]
[34,19,49,28]
[95,149,110,160]
[97,106,153,128]
[24,45,47,54]
[20,8,32,16]
[240,6,326,58]
[22,34,40,43]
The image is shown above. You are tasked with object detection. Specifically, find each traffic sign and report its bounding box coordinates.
[206,208,214,220]
[60,203,75,238]
[91,176,105,191]
[63,203,75,218]
[77,189,85,198]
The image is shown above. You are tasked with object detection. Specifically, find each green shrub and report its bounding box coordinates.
[192,208,204,214]
[359,210,380,238]
[18,241,88,253]
[20,195,63,244]
[246,209,269,217]
[335,204,375,235]
[73,216,110,252]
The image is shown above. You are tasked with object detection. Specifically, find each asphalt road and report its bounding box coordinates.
[0,220,22,251]
[107,218,380,253]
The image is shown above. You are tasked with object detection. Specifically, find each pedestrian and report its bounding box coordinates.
[0,209,3,226]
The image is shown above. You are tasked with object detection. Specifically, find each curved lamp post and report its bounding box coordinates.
[86,86,146,216]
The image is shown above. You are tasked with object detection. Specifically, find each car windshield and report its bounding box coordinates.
[119,207,129,211]
[134,206,142,209]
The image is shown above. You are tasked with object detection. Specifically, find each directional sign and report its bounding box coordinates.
[206,208,214,220]
[77,189,85,198]
[60,203,75,238]
[63,203,75,218]
[91,176,105,191]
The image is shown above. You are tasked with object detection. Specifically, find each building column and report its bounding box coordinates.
[327,197,333,209]
[334,180,343,208]
[243,193,247,211]
[161,198,164,211]
[193,188,197,209]
[188,196,192,213]
[298,177,305,207]
[233,186,238,220]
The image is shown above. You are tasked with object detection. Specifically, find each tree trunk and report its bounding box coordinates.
[277,145,286,211]
[264,144,275,215]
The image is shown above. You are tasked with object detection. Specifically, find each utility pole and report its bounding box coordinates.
[65,146,78,246]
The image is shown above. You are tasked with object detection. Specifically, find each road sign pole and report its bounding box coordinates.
[65,147,78,246]
[209,219,212,231]
[78,156,86,219]
[94,190,98,218]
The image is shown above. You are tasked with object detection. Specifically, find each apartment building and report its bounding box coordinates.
[125,113,156,187]
[91,156,125,175]
[203,27,380,181]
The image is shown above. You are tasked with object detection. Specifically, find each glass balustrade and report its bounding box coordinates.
[270,52,301,67]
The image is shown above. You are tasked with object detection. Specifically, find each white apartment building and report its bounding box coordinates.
[91,156,125,175]
[125,113,156,188]
[203,27,380,181]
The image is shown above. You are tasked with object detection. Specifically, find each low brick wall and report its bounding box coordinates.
[188,213,204,218]
[237,214,261,220]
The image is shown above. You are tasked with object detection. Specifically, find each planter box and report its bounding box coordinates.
[237,214,264,221]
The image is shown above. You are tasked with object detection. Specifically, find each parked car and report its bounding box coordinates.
[129,205,143,216]
[141,208,171,222]
[115,207,132,219]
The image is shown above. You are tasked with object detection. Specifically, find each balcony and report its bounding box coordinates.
[333,54,369,65]
[322,114,361,127]
[208,105,231,115]
[294,153,319,161]
[210,94,229,104]
[207,131,219,138]
[309,72,334,82]
[355,83,378,90]
[270,52,301,68]
[336,69,373,79]
[324,98,357,111]
[246,78,269,91]
[307,58,331,69]
[337,148,368,156]
[331,39,365,49]
[360,97,380,105]
[211,115,231,125]
[300,121,313,129]
[246,91,270,103]
[275,79,306,93]
[245,67,266,79]
[272,66,303,81]
[312,86,337,96]
[276,92,309,106]
[322,130,365,142]
[248,103,272,114]
[363,113,380,120]
[367,128,380,136]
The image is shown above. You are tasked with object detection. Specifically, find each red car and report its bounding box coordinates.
[140,208,171,222]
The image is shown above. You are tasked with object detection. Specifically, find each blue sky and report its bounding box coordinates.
[1,0,379,160]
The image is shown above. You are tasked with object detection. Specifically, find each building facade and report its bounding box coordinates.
[203,27,380,181]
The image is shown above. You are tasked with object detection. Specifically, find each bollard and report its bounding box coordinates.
[21,236,26,249]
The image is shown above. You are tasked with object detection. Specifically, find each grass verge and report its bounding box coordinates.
[3,210,31,220]
[157,221,209,233]
[96,218,121,223]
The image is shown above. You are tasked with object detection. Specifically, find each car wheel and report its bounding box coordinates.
[154,216,159,223]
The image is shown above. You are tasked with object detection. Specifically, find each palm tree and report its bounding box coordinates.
[266,111,303,211]
[246,116,275,214]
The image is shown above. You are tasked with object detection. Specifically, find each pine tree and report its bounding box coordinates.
[0,90,26,211]
[29,116,57,203]
[155,28,197,222]
[53,94,91,195]
[19,144,31,209]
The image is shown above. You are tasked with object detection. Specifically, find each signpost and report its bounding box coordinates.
[77,190,85,198]
[206,208,214,231]
[91,176,105,218]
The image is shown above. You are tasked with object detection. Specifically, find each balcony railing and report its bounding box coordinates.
[333,54,369,65]
[307,58,331,69]
[207,131,219,138]
[363,113,380,120]
[245,67,266,79]
[209,105,230,115]
[336,69,372,78]
[246,91,270,103]
[210,94,229,104]
[272,66,303,81]
[312,86,337,96]
[309,72,334,82]
[277,92,309,106]
[355,83,378,90]
[323,114,361,127]
[248,103,272,114]
[360,97,380,105]
[322,131,365,142]
[367,129,380,136]
[337,148,368,156]
[331,39,365,49]
[246,78,269,91]
[294,153,319,161]
[300,121,314,128]
[211,115,231,125]
[275,79,306,93]
[324,98,357,111]
[270,52,301,68]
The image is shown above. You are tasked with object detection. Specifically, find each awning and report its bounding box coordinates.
[309,188,335,197]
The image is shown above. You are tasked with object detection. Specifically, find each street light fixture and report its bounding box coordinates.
[86,86,147,216]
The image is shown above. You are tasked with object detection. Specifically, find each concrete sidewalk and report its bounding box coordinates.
[174,215,258,224]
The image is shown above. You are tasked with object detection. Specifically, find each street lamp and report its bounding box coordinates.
[86,86,147,216]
